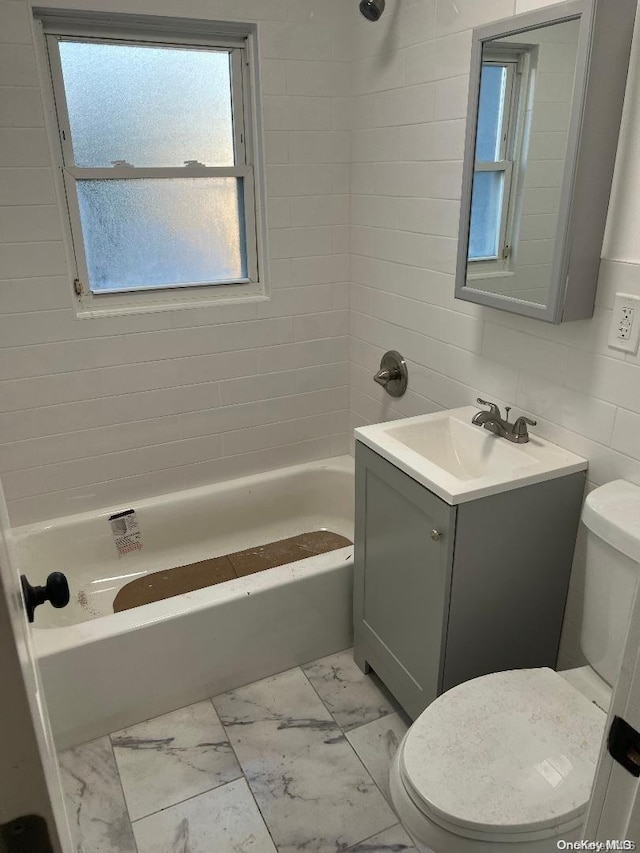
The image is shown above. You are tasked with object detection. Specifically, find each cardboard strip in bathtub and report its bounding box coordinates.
[113,530,351,614]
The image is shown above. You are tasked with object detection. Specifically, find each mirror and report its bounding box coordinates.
[455,0,636,323]
[469,19,580,307]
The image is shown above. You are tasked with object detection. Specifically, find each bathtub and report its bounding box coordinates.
[15,456,354,750]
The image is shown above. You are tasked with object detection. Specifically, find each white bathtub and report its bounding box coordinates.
[15,457,354,750]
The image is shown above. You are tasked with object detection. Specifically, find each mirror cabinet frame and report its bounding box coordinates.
[455,0,636,323]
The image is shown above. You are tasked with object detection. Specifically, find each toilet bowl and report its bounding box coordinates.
[390,480,640,851]
[390,667,606,851]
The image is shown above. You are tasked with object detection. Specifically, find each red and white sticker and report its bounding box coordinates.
[109,509,142,557]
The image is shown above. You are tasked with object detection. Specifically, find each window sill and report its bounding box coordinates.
[466,270,514,282]
[76,286,269,319]
[465,270,516,296]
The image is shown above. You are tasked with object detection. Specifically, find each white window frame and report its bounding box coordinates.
[36,15,268,318]
[468,46,531,275]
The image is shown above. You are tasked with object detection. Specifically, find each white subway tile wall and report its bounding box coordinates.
[349,0,640,669]
[3,0,640,669]
[0,0,352,524]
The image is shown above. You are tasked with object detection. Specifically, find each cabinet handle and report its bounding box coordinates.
[430,529,441,542]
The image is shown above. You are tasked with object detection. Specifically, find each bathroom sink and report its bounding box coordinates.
[385,416,538,481]
[355,407,587,504]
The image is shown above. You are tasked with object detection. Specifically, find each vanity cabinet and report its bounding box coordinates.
[353,441,585,720]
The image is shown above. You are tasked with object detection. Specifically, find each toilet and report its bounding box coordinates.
[390,480,640,852]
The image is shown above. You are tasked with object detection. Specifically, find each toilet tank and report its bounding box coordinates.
[581,480,640,686]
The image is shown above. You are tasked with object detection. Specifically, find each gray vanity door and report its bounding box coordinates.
[354,443,456,719]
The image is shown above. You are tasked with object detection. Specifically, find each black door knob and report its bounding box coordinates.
[20,572,70,624]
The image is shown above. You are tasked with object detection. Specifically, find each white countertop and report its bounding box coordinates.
[354,406,588,505]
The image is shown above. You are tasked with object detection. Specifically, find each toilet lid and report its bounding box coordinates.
[400,668,606,838]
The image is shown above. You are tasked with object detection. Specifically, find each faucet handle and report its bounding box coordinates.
[476,398,502,418]
[513,415,537,439]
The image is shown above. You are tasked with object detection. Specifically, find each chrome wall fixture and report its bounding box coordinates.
[359,0,385,21]
[373,351,408,397]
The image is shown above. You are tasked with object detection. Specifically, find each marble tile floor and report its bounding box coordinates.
[58,648,422,853]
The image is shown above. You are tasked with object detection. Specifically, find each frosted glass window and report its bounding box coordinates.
[44,24,263,305]
[58,40,235,168]
[469,171,504,260]
[77,179,247,291]
[475,65,507,162]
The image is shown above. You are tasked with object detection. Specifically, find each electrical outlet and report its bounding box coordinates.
[609,293,640,353]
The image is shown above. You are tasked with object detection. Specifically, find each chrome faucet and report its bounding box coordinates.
[471,398,537,443]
